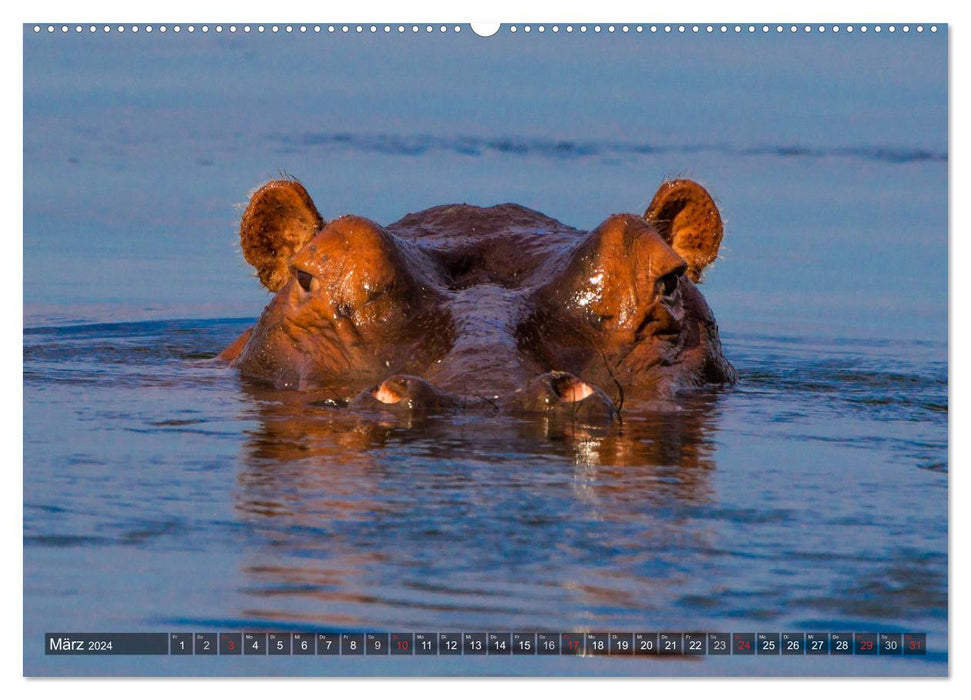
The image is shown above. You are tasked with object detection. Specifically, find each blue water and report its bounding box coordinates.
[22,25,947,676]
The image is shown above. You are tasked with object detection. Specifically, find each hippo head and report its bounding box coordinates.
[222,178,736,418]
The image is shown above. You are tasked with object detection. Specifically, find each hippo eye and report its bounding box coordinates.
[659,271,680,298]
[364,281,395,305]
[295,269,314,293]
[592,313,614,329]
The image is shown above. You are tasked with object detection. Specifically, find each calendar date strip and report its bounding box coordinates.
[46,632,927,656]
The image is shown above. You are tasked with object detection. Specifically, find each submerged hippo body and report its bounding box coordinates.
[221,178,736,417]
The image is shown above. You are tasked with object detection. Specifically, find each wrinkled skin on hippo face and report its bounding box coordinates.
[222,178,736,418]
[227,203,454,396]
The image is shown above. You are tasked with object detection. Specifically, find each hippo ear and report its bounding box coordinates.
[240,180,325,292]
[644,179,723,283]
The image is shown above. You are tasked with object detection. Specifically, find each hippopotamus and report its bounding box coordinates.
[219,178,736,419]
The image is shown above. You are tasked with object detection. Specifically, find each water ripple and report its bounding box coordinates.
[265,132,947,166]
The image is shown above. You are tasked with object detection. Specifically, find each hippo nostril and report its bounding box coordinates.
[549,372,595,403]
[507,371,618,420]
[372,382,403,404]
[354,375,458,414]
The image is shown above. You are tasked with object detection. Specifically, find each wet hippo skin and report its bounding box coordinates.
[220,178,737,418]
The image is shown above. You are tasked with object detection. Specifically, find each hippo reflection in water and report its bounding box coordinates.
[220,178,736,418]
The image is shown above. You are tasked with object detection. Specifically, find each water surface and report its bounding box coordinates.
[23,25,947,676]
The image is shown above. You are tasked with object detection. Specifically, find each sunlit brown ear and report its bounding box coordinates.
[645,179,723,283]
[240,180,325,291]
